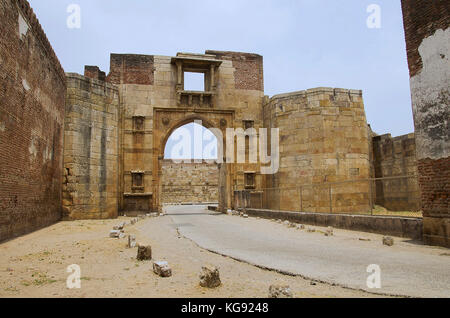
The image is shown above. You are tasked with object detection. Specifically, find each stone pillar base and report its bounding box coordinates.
[423,217,450,248]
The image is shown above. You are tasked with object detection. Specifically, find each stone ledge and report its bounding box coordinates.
[239,208,423,240]
[270,87,363,101]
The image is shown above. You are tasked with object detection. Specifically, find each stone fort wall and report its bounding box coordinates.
[260,88,371,213]
[62,73,119,220]
[0,0,66,241]
[161,160,219,204]
[372,133,420,211]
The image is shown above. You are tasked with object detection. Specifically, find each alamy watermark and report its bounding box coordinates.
[66,264,81,289]
[168,120,279,175]
[366,4,381,29]
[366,264,381,289]
[67,4,81,29]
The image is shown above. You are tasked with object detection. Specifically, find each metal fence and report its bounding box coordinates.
[234,175,422,218]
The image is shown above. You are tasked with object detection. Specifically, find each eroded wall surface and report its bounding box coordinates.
[161,160,219,204]
[401,0,449,247]
[0,0,66,241]
[62,73,119,220]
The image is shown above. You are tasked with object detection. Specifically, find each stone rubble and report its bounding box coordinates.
[109,230,121,238]
[325,226,334,236]
[136,245,152,261]
[268,285,293,298]
[199,265,221,288]
[383,236,394,246]
[127,235,136,248]
[153,261,172,277]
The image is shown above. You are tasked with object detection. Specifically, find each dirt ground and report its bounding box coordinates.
[0,214,390,298]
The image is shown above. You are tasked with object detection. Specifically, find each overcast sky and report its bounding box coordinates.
[29,0,414,141]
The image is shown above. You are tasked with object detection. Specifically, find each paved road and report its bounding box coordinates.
[165,205,450,298]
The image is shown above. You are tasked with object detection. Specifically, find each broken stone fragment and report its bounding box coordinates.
[119,233,126,239]
[242,214,249,218]
[325,227,334,236]
[199,265,221,288]
[307,228,316,233]
[153,261,172,277]
[283,221,290,226]
[383,236,394,246]
[136,245,152,261]
[296,224,305,230]
[127,235,136,248]
[268,285,293,298]
[113,222,126,230]
[109,230,121,238]
[288,222,296,228]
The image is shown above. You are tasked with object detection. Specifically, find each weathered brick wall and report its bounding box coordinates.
[401,0,449,247]
[206,50,264,91]
[62,73,119,220]
[84,66,106,82]
[161,160,219,204]
[263,88,370,213]
[372,133,420,211]
[0,0,66,241]
[107,54,155,85]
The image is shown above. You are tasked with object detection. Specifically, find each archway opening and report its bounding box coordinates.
[162,122,219,206]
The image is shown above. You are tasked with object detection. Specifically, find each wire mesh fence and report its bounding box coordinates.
[234,175,422,218]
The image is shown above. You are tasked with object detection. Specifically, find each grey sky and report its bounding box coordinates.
[29,0,414,138]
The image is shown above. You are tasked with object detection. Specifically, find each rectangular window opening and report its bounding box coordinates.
[184,72,205,91]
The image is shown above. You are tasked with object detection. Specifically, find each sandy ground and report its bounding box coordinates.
[0,214,391,298]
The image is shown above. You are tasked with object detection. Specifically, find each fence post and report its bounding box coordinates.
[369,179,373,215]
[329,185,332,213]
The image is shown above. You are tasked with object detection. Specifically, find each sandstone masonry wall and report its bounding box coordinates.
[161,161,219,204]
[62,73,119,220]
[0,0,66,241]
[372,133,420,211]
[401,0,449,247]
[263,88,370,213]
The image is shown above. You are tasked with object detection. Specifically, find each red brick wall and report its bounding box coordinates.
[84,65,106,82]
[206,50,264,91]
[107,54,154,85]
[418,158,449,218]
[401,0,450,77]
[0,0,66,241]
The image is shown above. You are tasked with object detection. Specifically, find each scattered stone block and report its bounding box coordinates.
[307,228,316,233]
[288,222,296,228]
[325,227,334,236]
[119,233,126,239]
[113,222,126,230]
[283,221,290,226]
[242,214,249,218]
[153,261,172,277]
[296,224,305,230]
[109,230,121,238]
[127,235,136,248]
[199,265,221,288]
[383,236,394,246]
[268,285,293,298]
[136,245,152,261]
